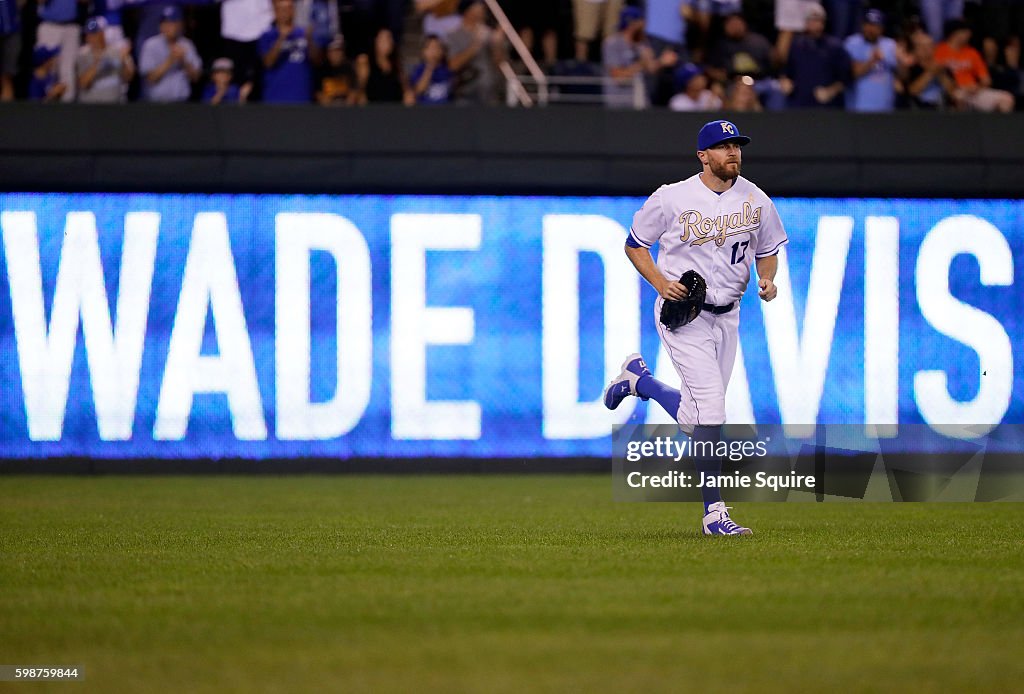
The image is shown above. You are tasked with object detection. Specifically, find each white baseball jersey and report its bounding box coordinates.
[629,173,787,430]
[628,174,787,306]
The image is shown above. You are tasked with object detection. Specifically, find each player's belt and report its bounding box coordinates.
[701,302,735,315]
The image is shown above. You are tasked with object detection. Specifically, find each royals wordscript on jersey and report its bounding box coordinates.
[629,175,788,305]
[678,202,762,247]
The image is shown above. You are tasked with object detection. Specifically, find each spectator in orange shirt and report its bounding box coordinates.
[935,18,1014,112]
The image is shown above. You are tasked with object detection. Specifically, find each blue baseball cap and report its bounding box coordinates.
[697,120,751,150]
[864,8,884,25]
[618,6,643,30]
[32,45,60,67]
[161,5,183,22]
[84,16,105,34]
[674,62,702,90]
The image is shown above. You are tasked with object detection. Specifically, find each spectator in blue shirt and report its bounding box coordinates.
[139,5,203,102]
[259,0,316,103]
[645,0,693,58]
[409,34,452,104]
[132,2,183,65]
[0,0,20,101]
[202,56,250,103]
[844,9,900,111]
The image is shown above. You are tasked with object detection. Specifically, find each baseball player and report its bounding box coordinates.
[604,119,787,536]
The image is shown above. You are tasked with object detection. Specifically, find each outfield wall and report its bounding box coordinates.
[0,104,1022,198]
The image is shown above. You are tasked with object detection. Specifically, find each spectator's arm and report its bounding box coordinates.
[77,57,99,90]
[151,59,182,84]
[850,56,877,78]
[183,47,202,83]
[307,27,323,67]
[414,0,442,13]
[815,48,848,104]
[604,38,646,80]
[411,63,433,97]
[395,62,414,105]
[608,61,643,79]
[937,68,957,98]
[45,80,66,102]
[906,67,936,97]
[142,47,177,84]
[825,80,845,95]
[974,53,992,88]
[261,29,286,69]
[847,40,878,78]
[894,43,913,81]
[448,36,481,72]
[353,53,369,104]
[637,44,662,75]
[120,50,136,83]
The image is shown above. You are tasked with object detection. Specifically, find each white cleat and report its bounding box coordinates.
[702,501,753,536]
[602,353,651,410]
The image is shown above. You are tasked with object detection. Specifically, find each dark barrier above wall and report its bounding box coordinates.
[1,104,1022,198]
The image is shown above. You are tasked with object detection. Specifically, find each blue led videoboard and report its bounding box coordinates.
[0,194,1020,459]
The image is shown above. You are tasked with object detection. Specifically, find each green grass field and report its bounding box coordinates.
[1,475,1022,693]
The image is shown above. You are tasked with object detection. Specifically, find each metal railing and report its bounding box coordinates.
[512,71,647,109]
[499,61,534,107]
[481,0,548,106]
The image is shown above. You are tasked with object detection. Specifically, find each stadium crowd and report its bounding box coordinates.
[1,0,1021,110]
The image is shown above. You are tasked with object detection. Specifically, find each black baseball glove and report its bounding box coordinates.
[659,269,707,331]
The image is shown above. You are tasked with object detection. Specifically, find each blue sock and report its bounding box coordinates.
[692,424,724,513]
[636,375,681,421]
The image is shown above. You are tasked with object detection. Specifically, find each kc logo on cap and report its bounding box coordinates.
[697,120,751,150]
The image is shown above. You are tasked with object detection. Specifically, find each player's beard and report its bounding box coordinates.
[709,159,741,181]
